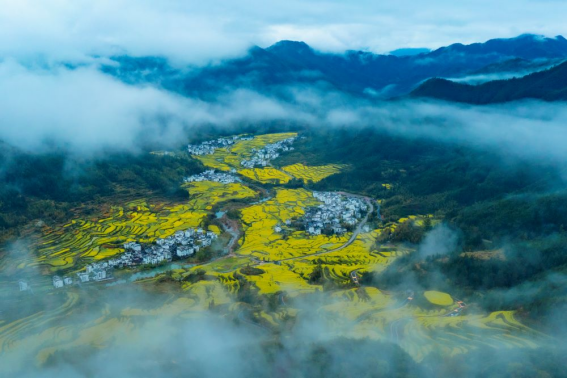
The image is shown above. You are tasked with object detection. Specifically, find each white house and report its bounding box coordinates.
[53,276,64,289]
[63,277,73,285]
[18,280,29,292]
[93,269,107,281]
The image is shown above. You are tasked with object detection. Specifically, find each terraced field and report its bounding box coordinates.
[184,181,258,209]
[0,286,228,374]
[34,201,204,271]
[321,288,544,362]
[243,263,319,295]
[238,167,292,184]
[193,132,298,172]
[238,188,348,260]
[282,163,346,183]
[30,182,257,272]
[192,132,345,185]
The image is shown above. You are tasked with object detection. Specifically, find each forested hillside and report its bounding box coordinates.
[412,60,567,103]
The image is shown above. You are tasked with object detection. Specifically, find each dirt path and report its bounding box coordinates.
[219,215,241,255]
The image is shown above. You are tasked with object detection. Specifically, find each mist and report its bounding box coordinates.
[0,61,316,155]
[3,61,567,176]
[418,224,459,258]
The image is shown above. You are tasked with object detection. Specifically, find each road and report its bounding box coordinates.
[219,215,241,255]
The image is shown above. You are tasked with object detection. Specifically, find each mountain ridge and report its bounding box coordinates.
[411,60,567,104]
[102,34,567,99]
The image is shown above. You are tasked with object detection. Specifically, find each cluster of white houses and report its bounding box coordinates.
[302,192,368,236]
[183,170,240,184]
[52,275,74,288]
[187,135,253,156]
[240,137,296,168]
[57,227,218,288]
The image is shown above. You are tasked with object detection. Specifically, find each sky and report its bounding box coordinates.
[1,0,567,65]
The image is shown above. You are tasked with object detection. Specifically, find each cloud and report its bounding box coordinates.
[0,61,317,155]
[1,0,567,65]
[418,224,459,257]
[3,60,567,171]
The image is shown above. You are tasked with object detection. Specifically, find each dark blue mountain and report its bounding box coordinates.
[411,60,567,104]
[101,34,567,99]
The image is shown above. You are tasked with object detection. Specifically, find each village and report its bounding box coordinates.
[51,227,218,288]
[240,136,296,168]
[183,169,240,184]
[300,191,368,236]
[187,135,254,156]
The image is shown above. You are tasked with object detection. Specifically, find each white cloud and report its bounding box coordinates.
[2,57,567,171]
[1,0,567,65]
[0,61,318,154]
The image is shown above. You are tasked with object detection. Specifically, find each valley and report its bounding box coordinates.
[0,131,546,374]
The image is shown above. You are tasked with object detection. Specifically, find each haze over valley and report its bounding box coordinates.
[2,1,567,377]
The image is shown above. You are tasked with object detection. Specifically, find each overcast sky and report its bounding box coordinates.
[2,0,567,65]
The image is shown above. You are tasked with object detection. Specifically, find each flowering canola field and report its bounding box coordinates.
[34,182,256,272]
[282,163,346,183]
[238,188,347,260]
[193,132,345,184]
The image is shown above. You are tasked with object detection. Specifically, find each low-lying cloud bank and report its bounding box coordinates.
[0,61,314,155]
[2,60,567,171]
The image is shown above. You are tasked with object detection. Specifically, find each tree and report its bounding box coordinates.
[423,217,433,231]
[309,264,324,284]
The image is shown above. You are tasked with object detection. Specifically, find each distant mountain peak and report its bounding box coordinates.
[513,33,545,40]
[389,48,431,57]
[267,40,313,55]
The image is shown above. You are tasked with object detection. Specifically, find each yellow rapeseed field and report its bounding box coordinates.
[238,188,349,260]
[282,163,346,183]
[193,132,298,174]
[238,167,292,184]
[35,182,257,271]
[424,291,453,306]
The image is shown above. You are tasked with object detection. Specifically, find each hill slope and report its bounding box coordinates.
[411,60,567,104]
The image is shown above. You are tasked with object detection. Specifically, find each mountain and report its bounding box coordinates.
[102,34,567,99]
[426,34,567,60]
[411,60,567,104]
[389,48,431,57]
[471,57,564,75]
